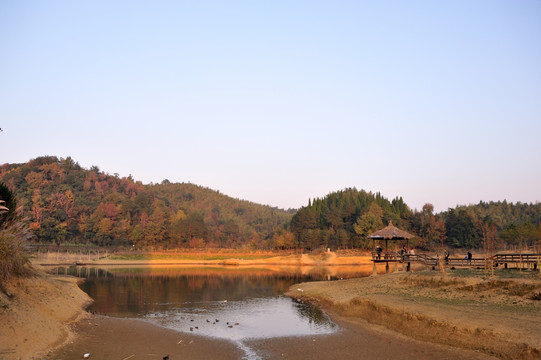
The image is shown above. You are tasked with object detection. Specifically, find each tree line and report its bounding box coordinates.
[288,189,540,251]
[289,188,411,250]
[1,156,540,251]
[439,201,541,250]
[0,156,293,249]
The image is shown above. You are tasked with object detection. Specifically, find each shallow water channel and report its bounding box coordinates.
[62,265,369,359]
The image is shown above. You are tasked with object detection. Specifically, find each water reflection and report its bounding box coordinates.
[60,265,369,360]
[147,297,335,340]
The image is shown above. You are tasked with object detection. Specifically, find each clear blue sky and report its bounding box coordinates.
[1,1,540,212]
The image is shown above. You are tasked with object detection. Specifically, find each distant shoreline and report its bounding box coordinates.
[32,251,375,267]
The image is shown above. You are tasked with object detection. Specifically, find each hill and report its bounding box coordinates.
[290,188,412,250]
[0,156,294,249]
[1,156,539,251]
[438,201,541,249]
[290,189,541,251]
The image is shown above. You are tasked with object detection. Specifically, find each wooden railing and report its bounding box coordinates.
[371,251,540,270]
[493,253,540,264]
[371,252,438,265]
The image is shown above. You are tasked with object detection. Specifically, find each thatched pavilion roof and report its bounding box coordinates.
[369,220,414,240]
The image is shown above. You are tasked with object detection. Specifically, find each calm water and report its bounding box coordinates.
[62,265,369,360]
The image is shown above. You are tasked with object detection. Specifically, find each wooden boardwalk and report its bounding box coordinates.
[372,252,541,271]
[492,253,540,270]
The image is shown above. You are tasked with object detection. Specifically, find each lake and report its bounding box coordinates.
[62,265,370,360]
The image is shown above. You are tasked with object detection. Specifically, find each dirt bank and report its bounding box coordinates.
[286,271,541,359]
[0,270,92,359]
[1,269,243,360]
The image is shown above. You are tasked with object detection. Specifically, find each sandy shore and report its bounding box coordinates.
[2,256,540,359]
[51,315,244,360]
[0,271,92,359]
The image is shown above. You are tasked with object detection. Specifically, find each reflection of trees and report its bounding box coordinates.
[293,300,333,326]
[78,267,357,318]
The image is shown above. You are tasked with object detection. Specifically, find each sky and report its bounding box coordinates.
[1,1,540,212]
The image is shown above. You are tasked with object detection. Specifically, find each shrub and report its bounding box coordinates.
[530,291,541,301]
[0,185,33,285]
[0,220,33,283]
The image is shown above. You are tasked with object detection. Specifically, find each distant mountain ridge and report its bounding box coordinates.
[0,156,293,248]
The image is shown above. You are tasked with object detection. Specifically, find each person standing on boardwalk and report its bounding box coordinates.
[467,251,472,264]
[376,245,382,260]
[401,246,407,260]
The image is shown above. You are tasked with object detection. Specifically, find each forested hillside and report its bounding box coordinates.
[439,202,541,249]
[0,156,293,249]
[1,157,539,251]
[289,188,411,250]
[290,189,541,251]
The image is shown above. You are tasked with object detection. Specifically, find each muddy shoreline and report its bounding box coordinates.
[51,309,497,360]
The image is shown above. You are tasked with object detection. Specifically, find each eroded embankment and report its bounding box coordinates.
[0,269,93,360]
[287,273,541,360]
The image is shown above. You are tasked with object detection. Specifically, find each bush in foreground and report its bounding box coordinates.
[0,184,32,286]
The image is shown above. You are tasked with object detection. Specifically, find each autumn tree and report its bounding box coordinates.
[410,204,447,250]
[353,202,383,247]
[477,216,498,274]
[143,202,168,247]
[272,229,295,250]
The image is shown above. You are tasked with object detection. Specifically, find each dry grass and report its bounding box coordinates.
[530,291,541,301]
[506,283,540,297]
[298,295,540,360]
[399,273,541,301]
[458,280,508,292]
[289,271,541,359]
[0,220,33,287]
[458,280,541,297]
[401,275,465,288]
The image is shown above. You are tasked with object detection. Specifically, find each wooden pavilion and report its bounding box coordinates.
[369,220,415,271]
